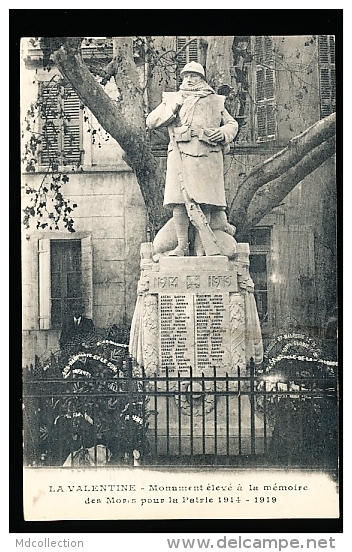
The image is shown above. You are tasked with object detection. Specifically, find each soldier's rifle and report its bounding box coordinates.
[171,131,221,256]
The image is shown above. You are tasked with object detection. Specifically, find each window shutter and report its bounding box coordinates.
[266,104,276,137]
[40,82,59,165]
[188,40,199,62]
[318,35,329,63]
[254,36,273,64]
[256,68,265,101]
[318,35,336,118]
[330,67,336,107]
[257,105,267,140]
[39,82,82,166]
[264,36,273,62]
[175,37,206,86]
[176,37,187,62]
[254,37,276,142]
[62,85,82,165]
[256,68,275,103]
[265,68,275,100]
[38,238,51,329]
[256,105,276,141]
[176,36,201,64]
[329,36,335,63]
[81,234,93,319]
[254,36,264,64]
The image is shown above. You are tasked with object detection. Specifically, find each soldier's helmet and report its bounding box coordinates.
[180,61,205,79]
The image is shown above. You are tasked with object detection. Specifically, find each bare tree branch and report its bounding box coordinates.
[236,136,335,238]
[229,113,336,230]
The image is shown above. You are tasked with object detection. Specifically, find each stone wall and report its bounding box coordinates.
[22,170,147,366]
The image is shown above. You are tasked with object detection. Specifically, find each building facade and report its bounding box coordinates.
[21,36,336,366]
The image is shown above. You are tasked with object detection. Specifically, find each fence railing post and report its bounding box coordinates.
[127,357,134,466]
[237,365,242,456]
[190,365,194,458]
[225,371,230,457]
[178,370,182,457]
[213,366,217,462]
[250,357,255,455]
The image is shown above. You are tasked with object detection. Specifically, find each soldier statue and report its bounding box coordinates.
[146,61,239,257]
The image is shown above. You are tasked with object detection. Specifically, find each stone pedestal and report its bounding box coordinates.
[150,255,245,377]
[129,244,267,456]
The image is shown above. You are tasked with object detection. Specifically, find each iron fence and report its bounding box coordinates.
[22,357,338,469]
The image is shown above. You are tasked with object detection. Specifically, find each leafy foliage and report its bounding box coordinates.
[255,333,338,467]
[22,75,80,232]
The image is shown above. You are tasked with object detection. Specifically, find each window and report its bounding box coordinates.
[249,253,268,325]
[230,36,276,143]
[230,36,251,142]
[175,36,207,86]
[39,81,83,167]
[318,35,335,118]
[253,36,276,142]
[38,235,92,329]
[51,240,82,327]
[248,227,271,326]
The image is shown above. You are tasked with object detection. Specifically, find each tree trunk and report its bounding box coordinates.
[49,37,336,239]
[205,36,234,90]
[52,37,168,235]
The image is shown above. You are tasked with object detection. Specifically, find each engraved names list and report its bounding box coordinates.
[195,293,230,372]
[159,292,230,374]
[159,294,194,372]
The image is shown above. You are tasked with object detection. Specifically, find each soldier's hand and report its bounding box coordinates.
[208,128,225,142]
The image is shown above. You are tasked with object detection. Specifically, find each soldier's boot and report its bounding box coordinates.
[210,209,236,236]
[168,204,189,256]
[194,231,205,256]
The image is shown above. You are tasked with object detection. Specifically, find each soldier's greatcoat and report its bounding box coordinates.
[146,92,238,207]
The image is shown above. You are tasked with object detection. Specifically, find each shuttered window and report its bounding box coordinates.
[176,36,200,66]
[254,36,274,64]
[318,35,336,118]
[39,82,83,167]
[254,36,276,142]
[230,36,251,142]
[175,37,206,85]
[38,235,93,329]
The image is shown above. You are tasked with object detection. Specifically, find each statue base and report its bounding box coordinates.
[129,245,268,457]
